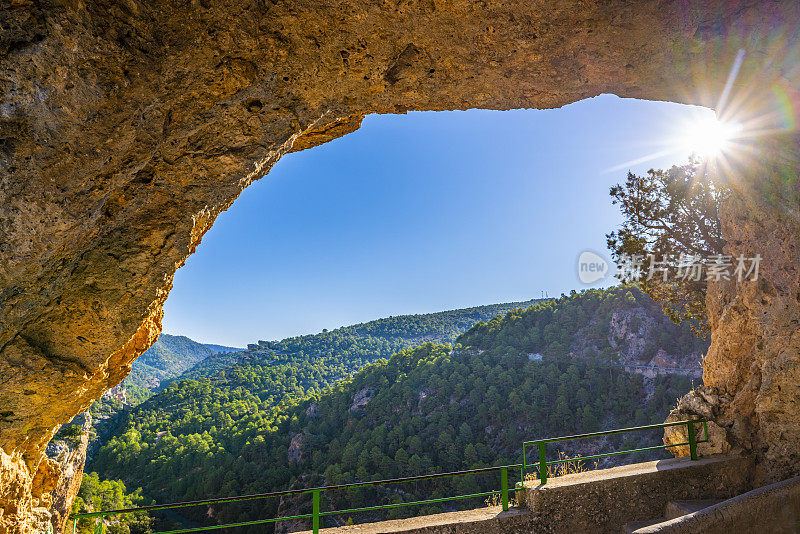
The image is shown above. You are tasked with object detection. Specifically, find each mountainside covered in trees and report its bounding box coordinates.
[126,334,242,394]
[82,335,243,455]
[71,299,541,532]
[180,300,541,381]
[86,287,706,533]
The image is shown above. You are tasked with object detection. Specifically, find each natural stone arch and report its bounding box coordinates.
[1,1,799,532]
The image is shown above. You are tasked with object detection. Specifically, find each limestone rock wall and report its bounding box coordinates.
[703,135,800,483]
[1,0,799,532]
[44,413,92,534]
[665,134,800,484]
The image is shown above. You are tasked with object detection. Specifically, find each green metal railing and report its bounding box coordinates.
[71,463,521,534]
[522,419,708,484]
[72,419,708,533]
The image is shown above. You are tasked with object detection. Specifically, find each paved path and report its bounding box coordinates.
[295,506,530,533]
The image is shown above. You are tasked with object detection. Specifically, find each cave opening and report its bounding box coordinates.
[65,94,732,534]
[162,95,719,348]
[4,2,800,531]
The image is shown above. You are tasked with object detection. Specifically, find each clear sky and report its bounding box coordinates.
[162,95,713,346]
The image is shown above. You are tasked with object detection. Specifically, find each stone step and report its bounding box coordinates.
[664,499,723,520]
[623,519,664,534]
[623,498,724,533]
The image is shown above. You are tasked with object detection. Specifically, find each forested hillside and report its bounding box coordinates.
[181,299,540,380]
[83,334,242,452]
[459,288,706,369]
[88,287,706,533]
[77,299,541,530]
[126,334,242,393]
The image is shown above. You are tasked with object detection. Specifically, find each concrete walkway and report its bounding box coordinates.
[295,455,752,534]
[295,506,531,533]
[632,475,800,534]
[522,455,752,533]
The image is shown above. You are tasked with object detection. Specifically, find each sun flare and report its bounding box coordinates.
[681,116,742,158]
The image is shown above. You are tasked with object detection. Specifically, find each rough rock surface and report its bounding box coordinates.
[699,138,800,483]
[664,134,800,484]
[663,387,731,458]
[101,383,126,404]
[605,308,703,374]
[43,414,91,534]
[287,432,306,464]
[349,387,375,412]
[1,0,800,532]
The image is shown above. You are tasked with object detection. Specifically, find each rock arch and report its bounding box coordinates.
[1,1,799,532]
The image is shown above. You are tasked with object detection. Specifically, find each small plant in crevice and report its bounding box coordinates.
[524,451,600,483]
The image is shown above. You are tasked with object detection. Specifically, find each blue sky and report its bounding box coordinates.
[163,95,713,346]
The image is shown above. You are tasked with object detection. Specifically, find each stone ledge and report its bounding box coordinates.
[522,454,753,533]
[294,506,532,534]
[632,474,800,534]
[294,455,752,534]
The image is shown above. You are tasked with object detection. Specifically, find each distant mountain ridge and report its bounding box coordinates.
[333,299,544,343]
[202,343,245,354]
[125,334,242,392]
[181,299,542,380]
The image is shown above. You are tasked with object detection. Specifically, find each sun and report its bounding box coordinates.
[681,116,742,158]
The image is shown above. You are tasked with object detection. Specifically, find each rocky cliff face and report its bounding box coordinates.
[605,308,703,372]
[101,383,126,405]
[667,135,800,484]
[1,0,799,532]
[43,414,92,534]
[1,413,92,534]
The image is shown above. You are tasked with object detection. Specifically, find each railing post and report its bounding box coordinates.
[521,443,526,487]
[72,518,77,534]
[537,442,547,484]
[687,421,698,460]
[94,515,104,534]
[312,490,320,534]
[501,467,508,511]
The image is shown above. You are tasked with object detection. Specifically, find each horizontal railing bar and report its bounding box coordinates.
[532,438,711,468]
[522,419,706,445]
[144,490,507,533]
[545,443,677,465]
[72,464,523,518]
[319,490,502,516]
[150,512,314,534]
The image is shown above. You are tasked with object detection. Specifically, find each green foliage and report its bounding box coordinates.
[90,288,702,532]
[59,424,84,440]
[124,385,154,407]
[71,473,152,534]
[180,299,540,381]
[458,286,706,358]
[83,336,244,453]
[125,334,242,393]
[606,158,728,335]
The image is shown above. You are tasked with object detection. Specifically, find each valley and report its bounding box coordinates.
[70,288,705,533]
